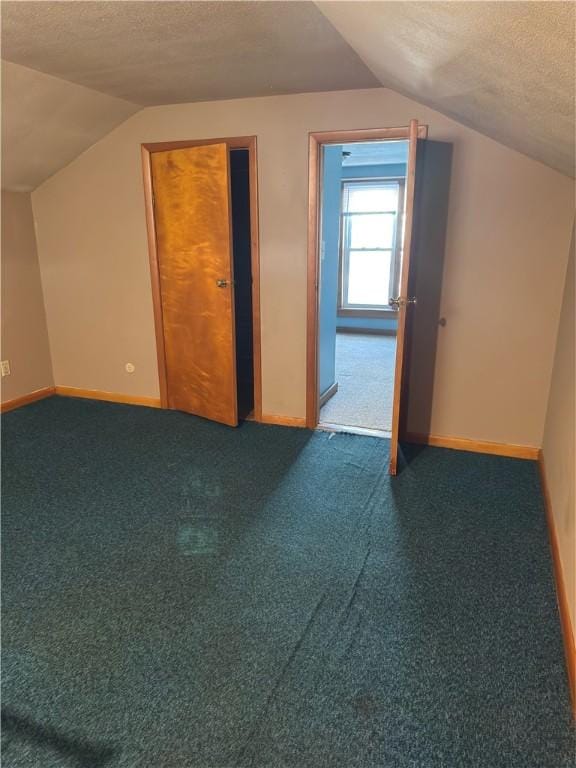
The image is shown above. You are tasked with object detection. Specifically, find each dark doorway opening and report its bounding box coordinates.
[230,148,254,420]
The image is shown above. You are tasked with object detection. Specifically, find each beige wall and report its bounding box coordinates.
[542,227,575,633]
[1,190,53,401]
[31,88,574,445]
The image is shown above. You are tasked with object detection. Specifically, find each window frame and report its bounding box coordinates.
[338,177,406,315]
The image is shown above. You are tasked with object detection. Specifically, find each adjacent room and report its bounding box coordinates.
[318,140,409,434]
[1,2,574,767]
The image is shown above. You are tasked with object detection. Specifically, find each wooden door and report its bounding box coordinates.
[389,119,420,474]
[151,143,238,426]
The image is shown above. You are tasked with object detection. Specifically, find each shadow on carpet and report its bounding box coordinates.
[1,397,573,767]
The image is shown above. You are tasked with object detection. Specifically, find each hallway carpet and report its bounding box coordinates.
[2,397,573,767]
[319,333,396,433]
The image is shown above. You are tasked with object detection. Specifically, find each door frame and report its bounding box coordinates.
[306,125,428,429]
[141,136,262,422]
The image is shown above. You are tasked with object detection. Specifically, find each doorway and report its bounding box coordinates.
[142,136,262,426]
[318,144,408,435]
[307,123,425,473]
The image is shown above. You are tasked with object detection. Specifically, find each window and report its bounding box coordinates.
[339,180,404,311]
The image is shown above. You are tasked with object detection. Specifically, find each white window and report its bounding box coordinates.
[340,180,404,311]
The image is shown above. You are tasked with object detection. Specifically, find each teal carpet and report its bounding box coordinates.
[1,397,573,767]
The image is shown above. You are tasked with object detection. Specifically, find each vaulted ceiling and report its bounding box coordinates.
[2,1,574,190]
[1,1,378,105]
[1,61,139,192]
[317,1,575,178]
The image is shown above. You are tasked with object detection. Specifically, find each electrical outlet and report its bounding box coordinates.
[1,360,10,377]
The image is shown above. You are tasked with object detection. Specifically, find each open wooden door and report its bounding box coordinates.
[151,143,238,426]
[389,119,420,474]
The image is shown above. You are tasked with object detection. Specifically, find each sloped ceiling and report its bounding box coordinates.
[1,1,378,105]
[1,0,378,190]
[316,1,575,176]
[1,0,574,190]
[1,62,139,191]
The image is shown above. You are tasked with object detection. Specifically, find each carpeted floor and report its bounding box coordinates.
[1,397,573,768]
[319,333,396,433]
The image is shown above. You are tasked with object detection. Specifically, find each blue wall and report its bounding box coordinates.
[341,163,406,180]
[318,145,343,397]
[338,316,398,332]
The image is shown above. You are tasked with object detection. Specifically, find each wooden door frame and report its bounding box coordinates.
[141,136,262,422]
[306,125,428,429]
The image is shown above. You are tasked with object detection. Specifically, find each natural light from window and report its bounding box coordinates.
[341,181,402,309]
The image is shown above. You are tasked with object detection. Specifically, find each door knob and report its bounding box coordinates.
[388,296,417,309]
[216,279,230,288]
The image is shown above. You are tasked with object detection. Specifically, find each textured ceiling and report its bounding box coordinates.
[1,61,139,191]
[316,1,575,176]
[1,0,574,190]
[1,1,378,105]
